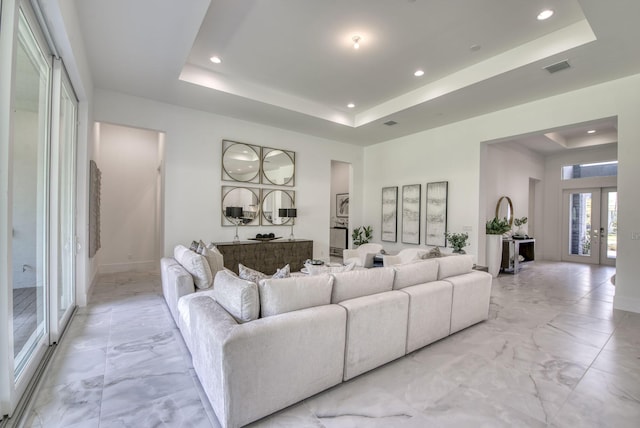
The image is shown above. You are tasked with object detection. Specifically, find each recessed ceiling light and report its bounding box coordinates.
[347,103,355,109]
[414,70,425,77]
[352,36,361,50]
[470,44,481,52]
[587,129,596,134]
[537,9,554,20]
[210,56,222,64]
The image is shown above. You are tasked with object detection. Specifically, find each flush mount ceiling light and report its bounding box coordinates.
[414,69,424,77]
[347,103,355,108]
[537,9,554,20]
[210,56,222,64]
[352,36,361,50]
[587,129,596,134]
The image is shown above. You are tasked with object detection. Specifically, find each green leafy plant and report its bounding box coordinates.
[514,217,528,227]
[486,217,511,235]
[352,225,373,246]
[444,232,469,253]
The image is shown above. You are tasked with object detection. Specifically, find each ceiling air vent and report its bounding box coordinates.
[544,60,571,74]
[384,120,398,126]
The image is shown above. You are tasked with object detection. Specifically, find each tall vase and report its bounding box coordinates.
[486,234,503,277]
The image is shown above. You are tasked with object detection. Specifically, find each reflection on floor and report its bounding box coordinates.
[23,262,640,427]
[13,287,38,357]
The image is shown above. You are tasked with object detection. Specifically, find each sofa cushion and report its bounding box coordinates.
[392,259,439,289]
[331,267,395,303]
[437,254,473,280]
[213,269,260,323]
[174,245,213,289]
[259,274,334,317]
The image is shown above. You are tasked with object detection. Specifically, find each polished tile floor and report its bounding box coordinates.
[23,261,640,427]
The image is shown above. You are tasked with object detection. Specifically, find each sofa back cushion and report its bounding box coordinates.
[259,274,334,317]
[331,267,395,303]
[174,245,213,289]
[212,269,259,323]
[202,244,225,278]
[437,254,474,280]
[392,259,439,289]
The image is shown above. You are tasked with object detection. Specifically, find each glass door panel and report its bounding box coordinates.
[562,189,601,264]
[12,9,50,378]
[600,188,617,266]
[56,69,77,330]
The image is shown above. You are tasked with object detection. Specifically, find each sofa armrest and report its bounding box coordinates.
[161,257,196,325]
[189,297,346,428]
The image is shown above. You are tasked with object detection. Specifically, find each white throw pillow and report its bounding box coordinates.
[238,264,268,283]
[201,245,225,278]
[213,270,260,323]
[174,245,213,289]
[272,264,291,279]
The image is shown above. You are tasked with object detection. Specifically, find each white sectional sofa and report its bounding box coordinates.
[161,254,492,428]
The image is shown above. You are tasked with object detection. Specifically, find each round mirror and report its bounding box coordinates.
[222,142,260,182]
[262,149,294,186]
[495,196,514,227]
[221,187,260,226]
[262,190,294,225]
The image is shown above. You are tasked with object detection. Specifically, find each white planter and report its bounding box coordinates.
[486,234,503,277]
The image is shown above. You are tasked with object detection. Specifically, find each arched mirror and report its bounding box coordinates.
[261,189,295,225]
[262,148,295,186]
[495,196,514,227]
[221,186,260,226]
[222,140,261,183]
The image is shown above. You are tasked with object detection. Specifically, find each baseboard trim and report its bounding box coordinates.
[98,260,157,275]
[613,295,640,314]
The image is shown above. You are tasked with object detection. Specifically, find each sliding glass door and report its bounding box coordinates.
[12,5,50,380]
[1,1,78,417]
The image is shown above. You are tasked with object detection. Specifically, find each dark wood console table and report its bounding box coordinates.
[214,239,313,274]
[501,238,535,273]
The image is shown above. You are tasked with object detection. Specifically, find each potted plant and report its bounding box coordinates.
[352,225,373,247]
[444,231,469,254]
[485,217,510,277]
[514,216,528,237]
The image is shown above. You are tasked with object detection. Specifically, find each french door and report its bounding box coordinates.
[562,187,617,266]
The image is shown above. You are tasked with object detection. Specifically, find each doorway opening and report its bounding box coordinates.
[94,123,165,274]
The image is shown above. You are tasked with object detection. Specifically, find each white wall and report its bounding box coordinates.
[363,73,640,313]
[97,122,161,273]
[542,144,618,261]
[483,143,545,254]
[93,89,364,261]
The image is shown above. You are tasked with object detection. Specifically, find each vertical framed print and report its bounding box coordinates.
[336,193,349,218]
[425,181,448,246]
[381,187,398,242]
[402,184,421,244]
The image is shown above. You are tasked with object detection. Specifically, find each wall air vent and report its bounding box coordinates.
[544,60,571,74]
[384,120,398,126]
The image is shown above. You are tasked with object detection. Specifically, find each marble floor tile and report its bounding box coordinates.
[20,262,640,428]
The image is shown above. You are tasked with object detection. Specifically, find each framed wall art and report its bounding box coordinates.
[381,186,398,242]
[425,181,448,247]
[401,184,421,244]
[336,193,349,218]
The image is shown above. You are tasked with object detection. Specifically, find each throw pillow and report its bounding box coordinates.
[174,245,213,289]
[201,245,225,278]
[238,263,268,283]
[422,246,442,259]
[189,240,199,251]
[196,240,206,254]
[272,264,290,279]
